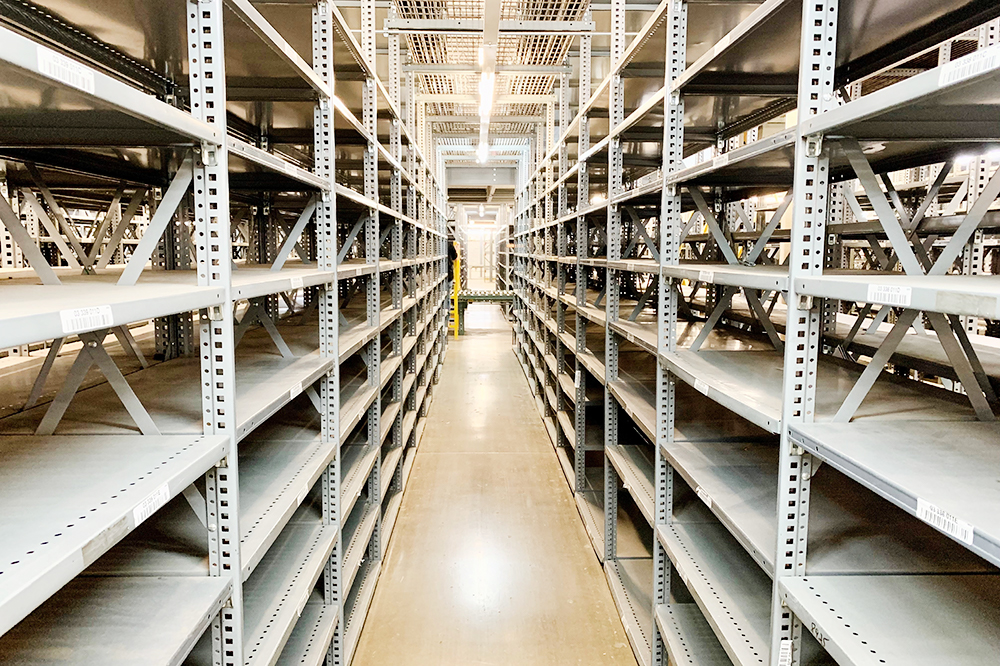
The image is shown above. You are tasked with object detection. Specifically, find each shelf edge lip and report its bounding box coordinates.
[0,434,229,637]
[0,26,219,144]
[788,424,1000,569]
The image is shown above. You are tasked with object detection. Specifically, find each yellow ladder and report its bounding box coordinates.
[448,256,461,338]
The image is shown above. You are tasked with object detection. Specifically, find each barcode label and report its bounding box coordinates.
[777,639,793,666]
[867,283,912,307]
[290,381,303,399]
[60,305,113,334]
[713,153,729,168]
[916,498,974,545]
[940,44,1000,87]
[694,379,709,395]
[696,486,712,508]
[291,276,304,289]
[133,484,171,527]
[698,270,714,284]
[37,46,96,94]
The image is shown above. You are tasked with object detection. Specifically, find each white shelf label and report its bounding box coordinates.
[916,498,974,545]
[60,304,113,334]
[696,486,712,508]
[698,270,714,284]
[133,484,171,527]
[713,153,729,168]
[694,378,709,395]
[290,276,304,289]
[867,283,912,307]
[37,46,96,95]
[777,639,793,666]
[940,44,1000,88]
[290,381,303,399]
[575,369,582,388]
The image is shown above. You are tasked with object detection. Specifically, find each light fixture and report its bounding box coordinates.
[478,72,495,119]
[477,141,489,163]
[479,203,486,216]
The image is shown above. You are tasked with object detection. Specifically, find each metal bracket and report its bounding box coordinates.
[201,142,218,167]
[805,134,823,158]
[797,294,814,311]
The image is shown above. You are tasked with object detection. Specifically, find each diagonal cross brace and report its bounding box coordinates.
[687,186,738,265]
[35,331,160,435]
[118,157,194,285]
[22,189,81,270]
[745,192,792,265]
[26,163,90,269]
[0,192,61,284]
[96,188,147,269]
[623,206,660,263]
[234,298,295,358]
[271,197,317,271]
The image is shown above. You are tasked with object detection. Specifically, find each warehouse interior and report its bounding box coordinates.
[1,0,1000,665]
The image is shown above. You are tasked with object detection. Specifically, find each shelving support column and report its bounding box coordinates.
[361,0,383,566]
[313,3,344,663]
[652,1,685,663]
[603,0,627,564]
[574,8,592,493]
[771,0,838,663]
[187,1,243,662]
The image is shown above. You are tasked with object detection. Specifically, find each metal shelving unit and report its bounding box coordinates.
[0,1,447,664]
[512,1,1000,665]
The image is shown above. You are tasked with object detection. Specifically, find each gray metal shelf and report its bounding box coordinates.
[780,575,1000,665]
[796,272,1000,319]
[654,604,735,666]
[273,591,340,666]
[242,502,338,666]
[658,504,772,666]
[790,420,1000,568]
[238,434,337,581]
[606,558,654,666]
[663,436,991,577]
[0,433,227,635]
[0,576,231,666]
[342,556,380,666]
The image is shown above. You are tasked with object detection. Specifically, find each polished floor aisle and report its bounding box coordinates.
[353,304,638,665]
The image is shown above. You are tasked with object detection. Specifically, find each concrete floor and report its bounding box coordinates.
[352,304,637,666]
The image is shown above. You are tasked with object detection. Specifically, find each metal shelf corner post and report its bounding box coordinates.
[187,1,244,662]
[574,7,593,494]
[603,0,628,565]
[771,0,841,663]
[313,2,345,663]
[652,0,686,663]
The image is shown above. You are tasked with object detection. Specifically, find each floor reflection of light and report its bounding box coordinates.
[456,539,507,612]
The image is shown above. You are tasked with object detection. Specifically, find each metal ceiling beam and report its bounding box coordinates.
[385,18,594,35]
[420,94,555,103]
[429,115,543,123]
[404,64,573,74]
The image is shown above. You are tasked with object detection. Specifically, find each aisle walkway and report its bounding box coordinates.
[353,304,637,665]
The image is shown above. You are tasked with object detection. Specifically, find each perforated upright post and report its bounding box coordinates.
[186,2,242,663]
[312,3,344,663]
[771,1,839,663]
[651,1,686,663]
[573,8,593,494]
[602,0,627,565]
